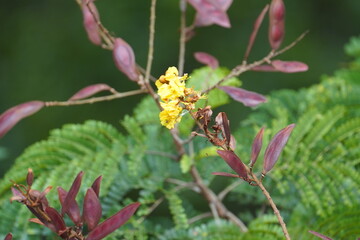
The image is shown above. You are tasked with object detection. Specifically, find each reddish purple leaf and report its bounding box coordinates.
[0,101,44,139]
[188,0,231,28]
[82,1,101,46]
[194,52,219,69]
[271,60,309,73]
[244,4,269,61]
[215,112,231,147]
[263,124,295,174]
[308,231,333,240]
[45,207,66,234]
[251,65,279,72]
[4,233,12,240]
[229,135,236,150]
[218,86,267,107]
[250,127,265,168]
[217,150,248,180]
[91,176,103,197]
[212,0,233,11]
[113,38,140,82]
[83,188,102,231]
[212,172,239,178]
[10,187,26,203]
[57,187,82,226]
[86,202,141,240]
[29,218,45,226]
[268,0,285,50]
[61,172,83,218]
[69,84,115,101]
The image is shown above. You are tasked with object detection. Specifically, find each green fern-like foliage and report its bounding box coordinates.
[1,39,360,239]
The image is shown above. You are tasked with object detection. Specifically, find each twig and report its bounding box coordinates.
[166,178,200,192]
[250,172,291,240]
[146,150,178,161]
[137,196,165,224]
[145,0,157,83]
[218,180,244,201]
[188,212,212,225]
[44,89,146,107]
[202,31,309,94]
[178,0,187,76]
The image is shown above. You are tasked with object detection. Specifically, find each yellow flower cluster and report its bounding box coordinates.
[156,67,203,129]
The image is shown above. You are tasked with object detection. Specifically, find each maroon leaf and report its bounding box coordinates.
[83,188,102,231]
[86,202,141,240]
[263,124,295,174]
[251,64,279,72]
[82,1,101,46]
[250,127,265,168]
[4,233,12,240]
[244,4,269,61]
[0,101,44,139]
[91,176,103,197]
[229,135,236,150]
[69,84,115,101]
[308,231,333,240]
[45,207,66,234]
[271,60,309,73]
[194,52,219,69]
[212,172,239,178]
[61,172,83,218]
[113,38,139,82]
[268,0,285,50]
[218,86,267,107]
[217,150,248,180]
[215,112,231,147]
[57,187,82,226]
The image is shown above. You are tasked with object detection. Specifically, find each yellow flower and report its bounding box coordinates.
[156,66,204,129]
[159,101,183,129]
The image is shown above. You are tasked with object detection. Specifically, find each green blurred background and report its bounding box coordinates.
[0,0,359,177]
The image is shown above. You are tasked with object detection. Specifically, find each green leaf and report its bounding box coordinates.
[180,154,192,173]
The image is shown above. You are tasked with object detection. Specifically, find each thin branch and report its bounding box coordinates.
[188,212,212,225]
[44,89,146,107]
[178,0,187,76]
[145,0,157,83]
[202,31,309,94]
[250,172,291,240]
[146,150,178,161]
[137,196,165,224]
[166,178,200,193]
[218,180,244,201]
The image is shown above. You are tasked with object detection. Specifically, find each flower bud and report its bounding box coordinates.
[82,1,102,46]
[113,38,140,82]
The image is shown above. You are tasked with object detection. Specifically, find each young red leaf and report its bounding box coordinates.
[82,1,101,46]
[271,60,309,73]
[251,65,279,72]
[69,84,115,101]
[188,0,231,28]
[83,188,102,231]
[194,52,219,69]
[308,231,333,240]
[113,38,139,82]
[86,202,141,240]
[229,135,236,150]
[29,218,45,226]
[244,4,269,61]
[91,176,103,197]
[45,207,67,234]
[268,0,285,50]
[0,101,44,139]
[217,150,248,180]
[218,86,267,107]
[57,187,82,226]
[4,233,12,240]
[250,127,265,168]
[263,124,295,174]
[212,172,239,178]
[10,187,26,203]
[215,112,231,147]
[61,172,83,217]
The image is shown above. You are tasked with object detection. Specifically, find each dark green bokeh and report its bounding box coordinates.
[0,0,359,176]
